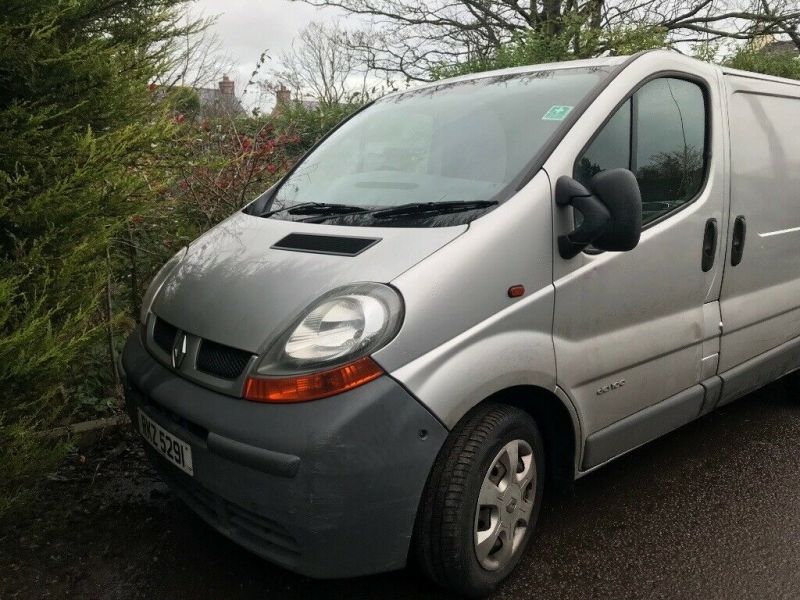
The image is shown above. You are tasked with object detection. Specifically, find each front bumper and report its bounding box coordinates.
[121,330,447,578]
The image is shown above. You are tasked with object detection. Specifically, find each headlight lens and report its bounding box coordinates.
[285,295,388,362]
[139,247,187,324]
[255,283,403,375]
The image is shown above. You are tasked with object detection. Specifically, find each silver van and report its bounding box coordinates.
[122,50,800,597]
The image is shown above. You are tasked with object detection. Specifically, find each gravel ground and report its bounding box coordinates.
[2,379,800,600]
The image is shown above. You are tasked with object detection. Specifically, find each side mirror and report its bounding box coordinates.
[556,168,642,259]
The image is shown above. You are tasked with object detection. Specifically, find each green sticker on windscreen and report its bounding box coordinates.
[542,105,573,121]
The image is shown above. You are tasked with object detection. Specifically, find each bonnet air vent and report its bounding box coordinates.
[272,233,380,257]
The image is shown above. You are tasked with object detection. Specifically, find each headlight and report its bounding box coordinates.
[139,247,187,324]
[255,283,404,375]
[284,294,391,362]
[244,283,403,403]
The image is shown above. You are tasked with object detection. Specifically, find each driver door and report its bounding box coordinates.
[547,63,726,470]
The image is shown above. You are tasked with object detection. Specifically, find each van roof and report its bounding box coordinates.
[383,55,631,98]
[386,50,800,97]
[721,65,800,88]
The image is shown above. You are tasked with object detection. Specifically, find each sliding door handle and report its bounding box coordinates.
[731,215,746,266]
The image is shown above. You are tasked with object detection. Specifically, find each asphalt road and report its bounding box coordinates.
[4,379,800,599]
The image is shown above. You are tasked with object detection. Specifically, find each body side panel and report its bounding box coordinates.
[718,335,800,407]
[582,384,705,470]
[717,75,800,379]
[378,172,559,429]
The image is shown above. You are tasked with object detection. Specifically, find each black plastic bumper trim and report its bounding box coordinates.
[207,432,300,478]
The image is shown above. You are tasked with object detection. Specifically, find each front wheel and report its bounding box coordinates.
[413,403,545,598]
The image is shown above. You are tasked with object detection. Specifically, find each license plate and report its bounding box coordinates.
[138,409,194,476]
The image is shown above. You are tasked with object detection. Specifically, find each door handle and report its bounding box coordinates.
[731,215,747,266]
[701,218,717,272]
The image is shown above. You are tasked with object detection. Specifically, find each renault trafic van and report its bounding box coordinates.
[121,50,800,597]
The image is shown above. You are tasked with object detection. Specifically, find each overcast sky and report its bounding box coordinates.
[187,0,346,110]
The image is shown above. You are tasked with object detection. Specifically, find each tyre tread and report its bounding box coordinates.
[414,403,535,597]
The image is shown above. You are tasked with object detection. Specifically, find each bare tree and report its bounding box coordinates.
[292,0,800,80]
[157,14,236,90]
[268,21,374,106]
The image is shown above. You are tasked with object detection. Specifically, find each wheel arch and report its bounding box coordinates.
[468,385,580,491]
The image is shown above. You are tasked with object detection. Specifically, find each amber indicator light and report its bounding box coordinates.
[507,285,525,298]
[244,356,384,403]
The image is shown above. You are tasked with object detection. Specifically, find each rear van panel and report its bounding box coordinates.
[717,72,800,396]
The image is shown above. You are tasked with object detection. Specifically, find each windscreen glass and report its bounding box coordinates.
[265,66,613,226]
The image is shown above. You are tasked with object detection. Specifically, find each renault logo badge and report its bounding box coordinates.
[171,331,188,369]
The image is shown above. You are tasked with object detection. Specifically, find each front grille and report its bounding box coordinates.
[151,316,252,381]
[197,339,253,379]
[153,317,178,353]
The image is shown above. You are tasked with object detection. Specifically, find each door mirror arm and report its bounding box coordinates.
[556,177,610,259]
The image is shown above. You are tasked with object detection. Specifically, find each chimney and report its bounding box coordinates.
[219,74,235,96]
[276,84,291,106]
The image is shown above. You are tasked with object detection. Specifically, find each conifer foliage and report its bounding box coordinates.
[0,0,191,516]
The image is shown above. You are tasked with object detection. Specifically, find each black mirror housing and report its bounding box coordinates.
[590,168,642,252]
[556,169,642,259]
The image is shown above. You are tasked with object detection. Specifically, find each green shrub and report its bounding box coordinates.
[0,0,192,519]
[725,47,800,80]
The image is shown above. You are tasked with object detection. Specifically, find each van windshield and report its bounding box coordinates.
[264,66,613,227]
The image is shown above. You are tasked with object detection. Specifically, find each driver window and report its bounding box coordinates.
[575,78,707,226]
[575,100,630,186]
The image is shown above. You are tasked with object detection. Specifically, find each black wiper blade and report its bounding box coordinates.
[261,202,367,218]
[261,201,316,217]
[371,200,498,219]
[288,203,369,216]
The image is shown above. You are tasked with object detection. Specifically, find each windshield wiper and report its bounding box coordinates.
[260,201,315,217]
[370,200,498,219]
[261,202,368,218]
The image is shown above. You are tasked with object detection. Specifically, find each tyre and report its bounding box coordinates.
[413,403,545,598]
